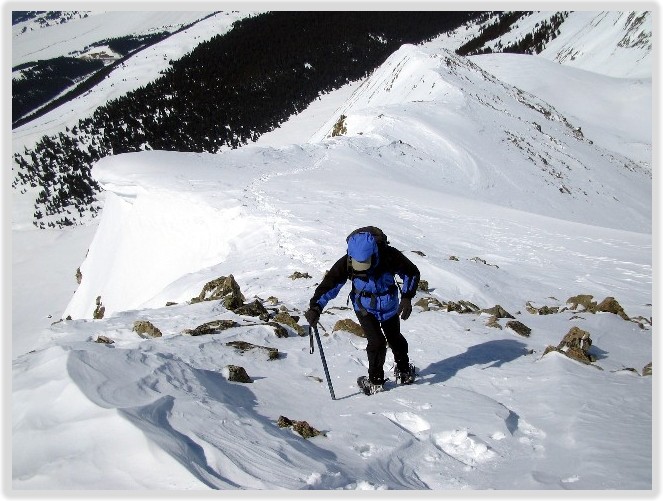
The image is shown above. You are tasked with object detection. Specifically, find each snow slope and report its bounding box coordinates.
[11,37,653,491]
[471,53,651,167]
[540,11,652,79]
[12,11,215,66]
[11,11,254,156]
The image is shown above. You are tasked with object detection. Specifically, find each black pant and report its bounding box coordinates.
[356,312,409,384]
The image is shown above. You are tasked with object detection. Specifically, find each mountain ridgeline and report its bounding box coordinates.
[14,11,481,228]
[12,11,586,228]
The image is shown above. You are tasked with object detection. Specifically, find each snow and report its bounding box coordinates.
[11,11,255,154]
[10,11,654,492]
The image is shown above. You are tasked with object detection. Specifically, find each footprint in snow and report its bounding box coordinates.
[382,411,431,437]
[433,428,497,467]
[382,412,497,468]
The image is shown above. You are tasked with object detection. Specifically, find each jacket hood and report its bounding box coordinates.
[347,232,378,262]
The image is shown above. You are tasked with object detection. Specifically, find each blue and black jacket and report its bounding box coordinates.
[309,237,420,322]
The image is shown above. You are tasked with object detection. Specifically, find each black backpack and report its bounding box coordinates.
[345,226,389,247]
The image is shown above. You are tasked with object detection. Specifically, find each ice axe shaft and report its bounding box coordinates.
[309,323,336,400]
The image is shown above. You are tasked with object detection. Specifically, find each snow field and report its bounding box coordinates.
[11,13,652,491]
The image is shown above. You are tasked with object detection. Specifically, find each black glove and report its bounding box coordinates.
[398,297,412,320]
[305,305,321,326]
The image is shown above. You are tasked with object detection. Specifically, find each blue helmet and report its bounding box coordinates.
[347,232,377,270]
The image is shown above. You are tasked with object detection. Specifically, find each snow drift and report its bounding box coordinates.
[13,20,652,492]
[65,46,651,319]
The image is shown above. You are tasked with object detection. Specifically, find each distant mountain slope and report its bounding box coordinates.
[11,11,217,66]
[310,44,650,231]
[453,10,651,78]
[10,10,652,230]
[12,11,220,124]
[12,11,478,229]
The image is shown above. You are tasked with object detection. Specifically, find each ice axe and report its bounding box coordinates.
[309,323,336,400]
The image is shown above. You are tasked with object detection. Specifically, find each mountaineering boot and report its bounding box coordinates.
[357,376,385,396]
[394,363,416,385]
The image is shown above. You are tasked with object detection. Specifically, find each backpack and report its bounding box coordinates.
[345,226,389,247]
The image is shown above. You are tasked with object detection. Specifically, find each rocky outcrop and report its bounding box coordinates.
[481,305,514,319]
[234,299,270,320]
[414,297,444,311]
[332,318,364,337]
[225,365,252,383]
[133,320,163,338]
[526,301,559,315]
[193,275,245,304]
[526,294,649,329]
[183,319,238,336]
[277,416,324,438]
[93,296,105,319]
[565,294,629,320]
[506,320,531,337]
[544,326,597,365]
[226,340,279,360]
[273,310,305,336]
[289,271,311,280]
[265,321,289,338]
[595,297,630,321]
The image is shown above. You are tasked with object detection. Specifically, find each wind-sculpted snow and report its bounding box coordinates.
[13,23,652,491]
[63,44,651,320]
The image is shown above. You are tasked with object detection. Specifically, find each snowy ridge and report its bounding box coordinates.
[12,11,652,492]
[11,11,253,157]
[312,45,650,229]
[541,11,652,78]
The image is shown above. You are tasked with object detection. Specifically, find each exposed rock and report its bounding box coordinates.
[289,271,312,280]
[414,297,444,311]
[95,335,114,344]
[596,296,630,321]
[234,299,270,320]
[133,320,163,338]
[93,296,105,319]
[331,114,347,137]
[642,362,652,376]
[631,316,652,330]
[525,301,559,315]
[195,275,245,304]
[485,315,502,329]
[566,294,597,312]
[226,340,279,360]
[332,318,364,337]
[183,319,238,336]
[75,267,82,284]
[225,364,252,383]
[267,296,279,305]
[446,300,480,314]
[470,256,499,268]
[165,301,178,306]
[506,320,531,337]
[222,294,245,311]
[417,279,430,292]
[411,250,426,256]
[482,304,514,319]
[277,415,324,438]
[544,326,597,365]
[273,311,306,336]
[449,255,460,261]
[265,321,289,338]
